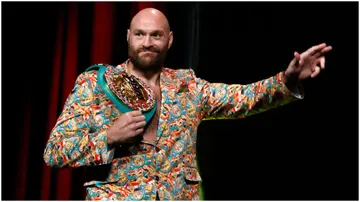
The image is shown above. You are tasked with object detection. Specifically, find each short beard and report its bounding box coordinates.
[128,43,168,72]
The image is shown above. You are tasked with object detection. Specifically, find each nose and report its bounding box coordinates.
[142,35,153,48]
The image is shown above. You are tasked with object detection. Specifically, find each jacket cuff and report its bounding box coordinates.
[277,71,304,100]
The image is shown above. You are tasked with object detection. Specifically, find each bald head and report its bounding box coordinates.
[130,8,170,33]
[127,8,173,72]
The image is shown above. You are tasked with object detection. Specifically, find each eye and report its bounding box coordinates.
[153,33,161,39]
[135,33,143,37]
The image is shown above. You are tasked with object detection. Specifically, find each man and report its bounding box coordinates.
[43,8,332,200]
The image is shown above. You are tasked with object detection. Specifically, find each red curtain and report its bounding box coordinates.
[40,2,78,200]
[39,5,64,200]
[16,103,32,199]
[91,3,116,64]
[39,2,115,200]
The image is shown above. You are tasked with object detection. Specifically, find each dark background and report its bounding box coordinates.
[2,1,358,200]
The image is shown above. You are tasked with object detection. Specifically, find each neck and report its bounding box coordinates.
[126,60,161,86]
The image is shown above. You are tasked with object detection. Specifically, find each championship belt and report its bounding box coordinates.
[85,64,157,123]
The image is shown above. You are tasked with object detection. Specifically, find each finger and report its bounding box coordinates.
[134,128,144,135]
[320,46,332,55]
[132,115,146,122]
[124,125,142,138]
[135,121,147,129]
[124,111,143,123]
[128,110,142,117]
[318,56,325,69]
[314,46,333,58]
[311,66,321,78]
[294,51,302,65]
[309,43,327,56]
[290,51,301,66]
[295,51,305,65]
[128,120,147,130]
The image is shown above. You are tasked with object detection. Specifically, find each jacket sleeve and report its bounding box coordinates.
[193,70,303,120]
[43,71,115,168]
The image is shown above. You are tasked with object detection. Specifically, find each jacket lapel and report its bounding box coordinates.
[157,69,178,143]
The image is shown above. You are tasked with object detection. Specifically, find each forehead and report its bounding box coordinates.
[130,15,168,32]
[133,19,162,30]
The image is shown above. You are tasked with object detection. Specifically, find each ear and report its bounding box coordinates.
[127,29,130,42]
[168,31,173,49]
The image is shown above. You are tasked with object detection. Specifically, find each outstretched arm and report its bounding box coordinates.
[196,43,332,120]
[197,71,300,120]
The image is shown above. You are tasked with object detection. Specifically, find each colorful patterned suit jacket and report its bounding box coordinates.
[44,61,301,200]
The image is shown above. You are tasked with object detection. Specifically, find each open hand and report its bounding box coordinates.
[284,43,332,83]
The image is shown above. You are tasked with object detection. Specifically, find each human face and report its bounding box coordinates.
[127,15,173,71]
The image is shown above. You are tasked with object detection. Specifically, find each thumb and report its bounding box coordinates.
[294,51,302,65]
[289,51,301,67]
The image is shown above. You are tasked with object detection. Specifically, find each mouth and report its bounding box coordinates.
[139,51,157,56]
[141,50,156,53]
